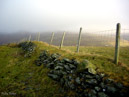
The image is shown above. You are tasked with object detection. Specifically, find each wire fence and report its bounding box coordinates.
[0,25,128,65]
[0,28,129,47]
[41,29,129,47]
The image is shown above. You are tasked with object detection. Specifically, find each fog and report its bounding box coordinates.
[0,0,129,33]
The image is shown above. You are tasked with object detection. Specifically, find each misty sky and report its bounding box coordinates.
[0,0,129,33]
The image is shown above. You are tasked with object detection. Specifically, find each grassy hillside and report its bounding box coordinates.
[0,41,129,97]
[62,46,129,83]
[0,42,66,97]
[63,46,129,67]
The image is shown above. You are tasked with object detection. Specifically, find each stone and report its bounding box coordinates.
[85,75,95,79]
[69,64,76,69]
[100,73,105,78]
[36,61,42,66]
[95,86,101,92]
[105,78,114,84]
[115,83,123,89]
[58,63,64,66]
[75,77,81,84]
[88,89,97,97]
[79,60,96,74]
[98,92,108,97]
[51,53,60,59]
[106,86,117,93]
[100,82,105,88]
[46,63,54,68]
[85,79,97,85]
[95,74,102,82]
[62,58,72,63]
[48,74,60,80]
[68,76,72,80]
[55,66,63,70]
[62,71,67,75]
[69,83,75,90]
[72,59,80,66]
[88,68,96,75]
[88,93,97,97]
[64,65,70,71]
[60,78,65,86]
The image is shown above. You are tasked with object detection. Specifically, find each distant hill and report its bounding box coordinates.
[122,33,129,41]
[0,32,129,46]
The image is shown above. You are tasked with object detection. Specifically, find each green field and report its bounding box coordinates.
[0,41,129,97]
[62,46,129,83]
[63,46,129,67]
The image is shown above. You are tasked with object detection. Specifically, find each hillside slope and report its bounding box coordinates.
[0,42,66,97]
[0,41,129,97]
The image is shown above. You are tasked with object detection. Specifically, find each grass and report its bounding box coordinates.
[63,46,129,66]
[0,41,129,97]
[62,46,129,85]
[0,43,66,97]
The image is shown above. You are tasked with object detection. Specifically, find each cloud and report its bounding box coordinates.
[0,0,128,33]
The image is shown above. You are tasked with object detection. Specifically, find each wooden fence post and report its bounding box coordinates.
[59,32,65,49]
[49,32,54,46]
[37,32,40,41]
[114,23,121,64]
[76,27,82,52]
[28,35,31,42]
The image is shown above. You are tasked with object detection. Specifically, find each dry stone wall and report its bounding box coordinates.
[35,50,129,97]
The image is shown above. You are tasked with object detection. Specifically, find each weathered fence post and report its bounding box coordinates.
[28,35,31,42]
[37,32,40,41]
[36,34,37,41]
[59,32,65,49]
[76,27,82,52]
[25,38,27,41]
[23,38,25,42]
[49,32,54,46]
[114,23,121,64]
